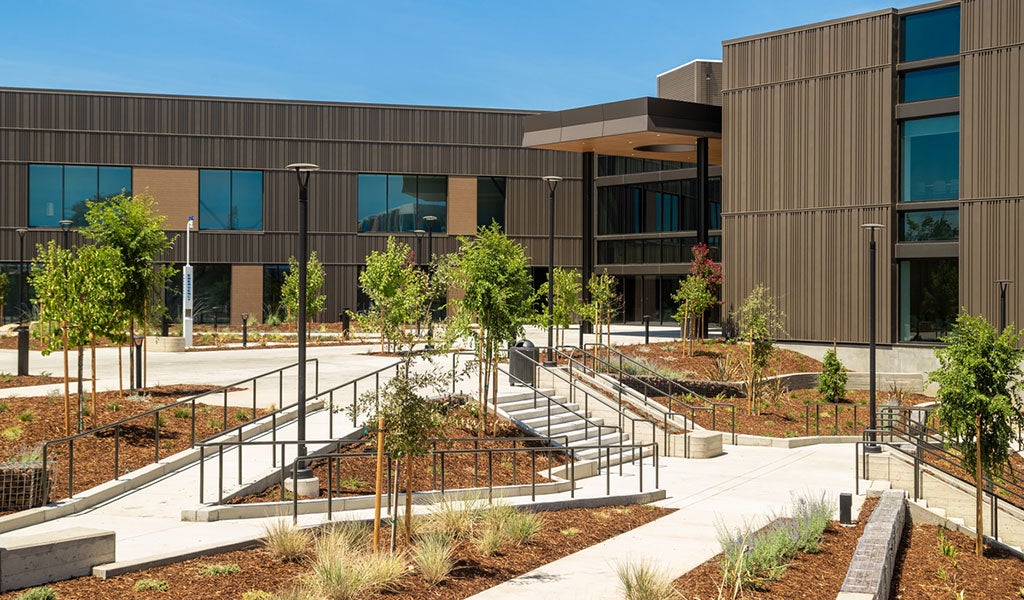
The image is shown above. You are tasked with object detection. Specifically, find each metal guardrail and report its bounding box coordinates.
[855,404,1024,541]
[41,359,320,502]
[564,344,738,446]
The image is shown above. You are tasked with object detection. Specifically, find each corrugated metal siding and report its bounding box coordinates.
[723,13,894,90]
[657,62,724,106]
[723,208,892,343]
[960,198,1023,327]
[962,0,1024,51]
[723,11,896,343]
[961,48,1024,200]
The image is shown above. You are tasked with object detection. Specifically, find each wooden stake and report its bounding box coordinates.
[373,416,385,553]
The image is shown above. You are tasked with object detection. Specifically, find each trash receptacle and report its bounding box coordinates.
[509,339,538,386]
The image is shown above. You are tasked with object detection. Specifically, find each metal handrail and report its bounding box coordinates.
[41,358,319,502]
[562,344,737,445]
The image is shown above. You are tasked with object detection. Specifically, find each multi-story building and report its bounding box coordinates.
[3,0,1021,349]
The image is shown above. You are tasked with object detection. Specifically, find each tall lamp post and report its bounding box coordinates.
[413,229,426,338]
[861,223,884,452]
[59,220,72,250]
[423,215,438,349]
[286,163,319,466]
[542,176,562,366]
[16,228,28,376]
[995,279,1011,332]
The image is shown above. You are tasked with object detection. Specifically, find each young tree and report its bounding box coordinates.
[689,242,723,339]
[30,241,126,434]
[537,267,582,347]
[281,250,328,338]
[672,276,715,355]
[817,349,848,403]
[735,284,786,415]
[0,271,8,323]
[584,270,619,347]
[356,238,427,352]
[446,223,534,432]
[930,312,1024,557]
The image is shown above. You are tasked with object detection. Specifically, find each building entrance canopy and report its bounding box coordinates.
[521,97,721,164]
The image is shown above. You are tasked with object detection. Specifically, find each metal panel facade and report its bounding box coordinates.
[723,12,896,343]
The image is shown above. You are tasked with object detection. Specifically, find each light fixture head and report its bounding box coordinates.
[542,175,562,193]
[15,228,26,236]
[241,312,250,321]
[860,223,884,230]
[423,215,438,222]
[59,219,73,231]
[413,229,426,236]
[285,163,320,172]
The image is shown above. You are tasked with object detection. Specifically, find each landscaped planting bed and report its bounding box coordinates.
[0,503,673,599]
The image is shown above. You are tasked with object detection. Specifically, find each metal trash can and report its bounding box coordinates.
[509,339,538,386]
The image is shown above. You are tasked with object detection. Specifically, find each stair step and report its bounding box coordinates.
[530,418,605,438]
[518,412,580,428]
[928,506,946,519]
[504,403,579,421]
[868,480,892,492]
[948,517,966,526]
[498,397,573,414]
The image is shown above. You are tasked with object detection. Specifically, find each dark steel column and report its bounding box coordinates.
[16,229,28,376]
[297,178,308,459]
[581,152,594,339]
[696,138,709,245]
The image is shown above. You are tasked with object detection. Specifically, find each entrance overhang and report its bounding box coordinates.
[522,97,722,164]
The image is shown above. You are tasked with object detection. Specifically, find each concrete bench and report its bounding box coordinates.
[0,527,115,592]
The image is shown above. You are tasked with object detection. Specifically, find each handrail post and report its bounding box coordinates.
[114,425,120,479]
[68,439,74,499]
[199,445,205,504]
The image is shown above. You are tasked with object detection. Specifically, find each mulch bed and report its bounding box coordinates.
[230,409,566,504]
[618,340,825,380]
[674,497,879,599]
[0,504,673,600]
[0,374,64,389]
[0,385,259,503]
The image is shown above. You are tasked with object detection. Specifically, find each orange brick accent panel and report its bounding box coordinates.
[447,177,477,235]
[231,265,263,325]
[133,168,198,229]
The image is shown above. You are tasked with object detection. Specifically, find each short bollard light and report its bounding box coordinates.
[132,335,144,391]
[241,313,250,348]
[643,315,651,345]
[839,492,853,525]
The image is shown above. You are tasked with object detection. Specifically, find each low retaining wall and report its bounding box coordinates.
[0,527,115,592]
[838,489,906,600]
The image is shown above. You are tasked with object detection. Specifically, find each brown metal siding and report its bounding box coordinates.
[1,88,581,322]
[658,62,723,106]
[723,11,896,343]
[960,0,1024,329]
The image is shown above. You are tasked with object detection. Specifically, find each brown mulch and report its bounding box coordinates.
[674,497,879,599]
[618,340,824,380]
[230,409,567,503]
[0,374,64,389]
[891,520,1024,599]
[0,504,674,600]
[0,385,261,503]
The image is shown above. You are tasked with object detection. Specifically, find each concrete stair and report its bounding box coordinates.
[494,388,647,468]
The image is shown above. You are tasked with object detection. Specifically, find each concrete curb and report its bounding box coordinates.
[96,489,666,579]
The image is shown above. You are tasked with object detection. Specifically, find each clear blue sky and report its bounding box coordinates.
[3,0,920,111]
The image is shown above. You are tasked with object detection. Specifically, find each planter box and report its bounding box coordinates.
[0,462,52,511]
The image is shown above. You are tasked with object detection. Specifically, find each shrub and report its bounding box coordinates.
[816,349,848,403]
[208,418,223,429]
[316,520,371,558]
[241,591,278,600]
[15,587,57,600]
[105,401,122,412]
[412,532,455,586]
[199,563,240,576]
[307,547,407,600]
[263,519,310,563]
[472,523,507,556]
[502,510,544,545]
[235,408,251,422]
[791,492,835,553]
[0,401,9,412]
[615,559,678,600]
[17,410,35,423]
[133,579,168,592]
[173,407,192,419]
[2,427,23,440]
[422,496,483,539]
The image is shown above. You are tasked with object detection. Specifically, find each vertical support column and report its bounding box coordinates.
[580,152,595,337]
[696,138,709,245]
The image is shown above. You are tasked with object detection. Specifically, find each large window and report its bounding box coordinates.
[597,177,720,235]
[597,156,691,177]
[29,164,131,227]
[199,170,263,230]
[901,115,959,202]
[477,176,505,230]
[901,65,959,103]
[899,258,958,342]
[358,174,447,233]
[901,6,960,62]
[899,210,958,242]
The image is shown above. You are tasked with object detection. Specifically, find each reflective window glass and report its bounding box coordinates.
[902,65,960,102]
[644,239,661,263]
[661,181,681,232]
[681,179,698,230]
[64,166,97,224]
[417,176,447,232]
[98,167,131,200]
[901,6,960,62]
[28,165,63,227]
[199,170,232,230]
[358,174,388,232]
[709,177,722,230]
[477,176,505,230]
[899,258,958,342]
[230,170,263,230]
[387,175,417,232]
[899,210,959,241]
[901,115,959,202]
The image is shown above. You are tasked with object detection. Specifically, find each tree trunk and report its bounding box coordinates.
[404,454,414,546]
[976,412,984,557]
[748,331,756,416]
[90,335,97,428]
[62,323,70,436]
[117,340,124,398]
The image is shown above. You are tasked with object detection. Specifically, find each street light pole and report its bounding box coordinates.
[286,163,319,464]
[542,176,562,366]
[861,223,884,452]
[996,280,1011,332]
[423,215,438,350]
[16,228,28,376]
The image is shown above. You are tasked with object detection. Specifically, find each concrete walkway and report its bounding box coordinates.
[0,325,867,597]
